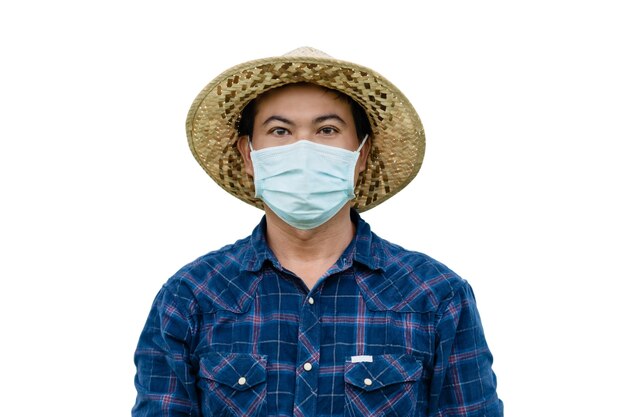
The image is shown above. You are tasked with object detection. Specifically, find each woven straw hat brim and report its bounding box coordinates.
[186,50,425,212]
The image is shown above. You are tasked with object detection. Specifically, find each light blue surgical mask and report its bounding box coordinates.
[250,136,368,230]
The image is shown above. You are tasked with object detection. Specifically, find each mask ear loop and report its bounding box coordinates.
[356,134,369,153]
[247,136,255,152]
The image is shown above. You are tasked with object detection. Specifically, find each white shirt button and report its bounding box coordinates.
[308,297,315,305]
[364,378,373,386]
[303,362,313,371]
[238,377,247,385]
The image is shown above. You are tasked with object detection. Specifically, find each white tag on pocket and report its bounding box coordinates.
[351,355,373,363]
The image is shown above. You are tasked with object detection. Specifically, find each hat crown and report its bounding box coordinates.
[282,46,334,59]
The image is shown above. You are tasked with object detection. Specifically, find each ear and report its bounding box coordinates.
[236,135,254,177]
[356,137,371,174]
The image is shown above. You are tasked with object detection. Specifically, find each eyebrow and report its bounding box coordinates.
[261,116,294,126]
[261,114,347,126]
[314,114,347,125]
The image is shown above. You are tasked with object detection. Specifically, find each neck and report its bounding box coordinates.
[264,205,356,288]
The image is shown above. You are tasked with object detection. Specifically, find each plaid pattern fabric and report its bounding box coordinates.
[133,211,503,416]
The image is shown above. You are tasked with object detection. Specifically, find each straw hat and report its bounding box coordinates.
[186,47,425,212]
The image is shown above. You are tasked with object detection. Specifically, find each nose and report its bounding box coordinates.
[292,128,316,142]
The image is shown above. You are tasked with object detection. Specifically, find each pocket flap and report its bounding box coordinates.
[344,354,422,392]
[199,352,268,391]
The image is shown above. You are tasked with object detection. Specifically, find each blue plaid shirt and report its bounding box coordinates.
[133,211,503,416]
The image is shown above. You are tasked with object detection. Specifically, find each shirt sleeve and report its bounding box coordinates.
[132,285,200,417]
[428,281,504,417]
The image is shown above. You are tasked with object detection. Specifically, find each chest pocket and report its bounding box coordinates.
[344,354,423,417]
[198,352,268,417]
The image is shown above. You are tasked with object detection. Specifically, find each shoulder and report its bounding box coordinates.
[160,234,260,316]
[357,233,468,313]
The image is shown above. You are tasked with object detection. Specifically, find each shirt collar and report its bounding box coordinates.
[349,209,386,272]
[240,216,280,272]
[226,211,447,315]
[240,209,387,274]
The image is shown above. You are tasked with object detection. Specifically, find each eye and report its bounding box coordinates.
[319,126,339,135]
[269,127,290,136]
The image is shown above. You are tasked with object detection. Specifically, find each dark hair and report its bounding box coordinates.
[237,83,372,141]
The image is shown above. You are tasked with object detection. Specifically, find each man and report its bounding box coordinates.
[133,47,503,416]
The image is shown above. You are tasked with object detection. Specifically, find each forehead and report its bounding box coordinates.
[255,83,352,117]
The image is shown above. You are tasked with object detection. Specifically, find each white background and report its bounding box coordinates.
[1,1,624,415]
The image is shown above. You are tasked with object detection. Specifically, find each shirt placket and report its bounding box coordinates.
[293,290,321,417]
[292,257,353,417]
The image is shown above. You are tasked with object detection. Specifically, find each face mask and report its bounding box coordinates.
[250,136,368,230]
